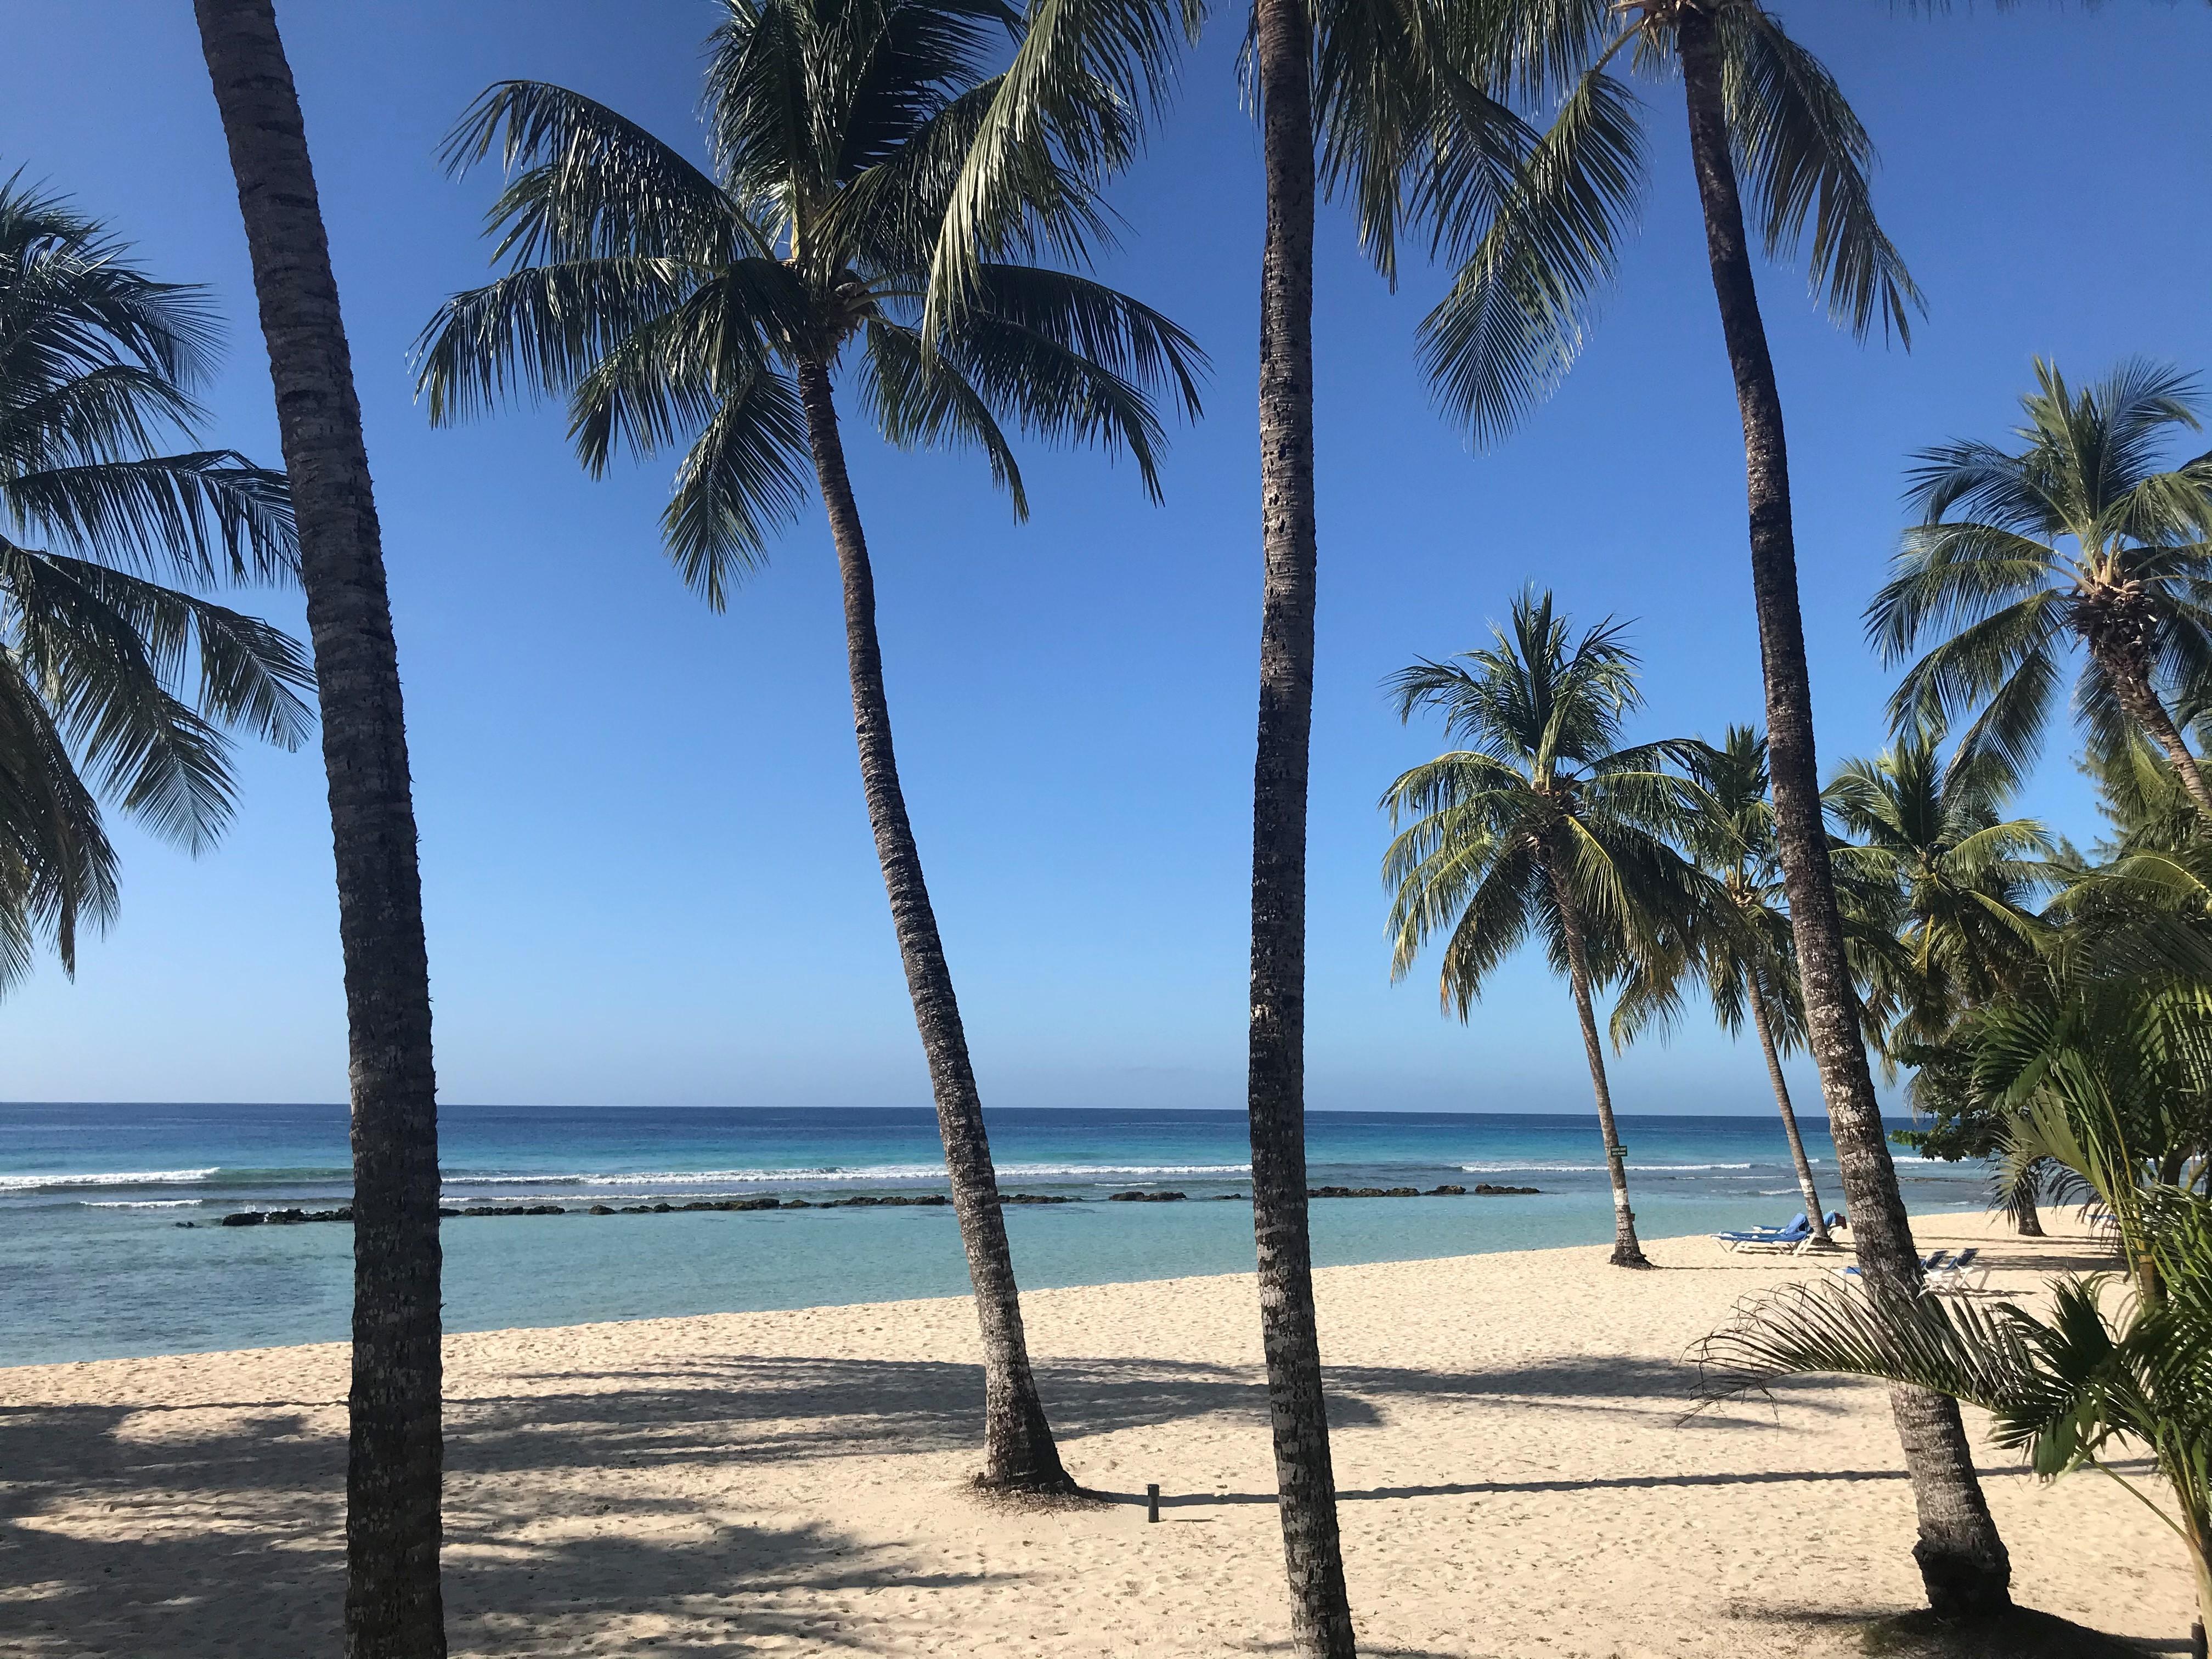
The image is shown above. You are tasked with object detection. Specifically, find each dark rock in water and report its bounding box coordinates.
[438,1207,461,1217]
[733,1197,780,1211]
[218,1211,264,1227]
[174,1220,197,1228]
[1210,1193,1249,1201]
[588,1204,616,1215]
[781,1199,812,1209]
[651,1202,673,1212]
[1472,1183,1539,1195]
[1000,1193,1076,1205]
[622,1205,651,1214]
[1108,1190,1187,1202]
[915,1193,950,1206]
[264,1209,310,1224]
[1427,1184,1467,1196]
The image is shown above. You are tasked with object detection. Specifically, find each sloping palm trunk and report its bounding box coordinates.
[191,4,445,1654]
[1249,0,1357,1647]
[1538,843,1646,1267]
[2086,625,2212,817]
[1677,3,2011,1618]
[1742,974,1830,1246]
[790,351,1070,1493]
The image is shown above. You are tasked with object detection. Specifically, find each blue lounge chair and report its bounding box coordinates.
[1717,1213,1814,1254]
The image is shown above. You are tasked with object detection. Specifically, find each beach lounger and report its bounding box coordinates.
[1925,1248,1987,1293]
[1823,1211,1847,1231]
[1827,1250,1952,1286]
[1717,1214,1815,1254]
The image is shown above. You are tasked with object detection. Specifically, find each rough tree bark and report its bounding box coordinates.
[1742,974,1831,1246]
[1538,844,1647,1267]
[791,352,1070,1493]
[190,3,446,1654]
[1677,0,2012,1617]
[2091,634,2212,819]
[1248,0,1358,1645]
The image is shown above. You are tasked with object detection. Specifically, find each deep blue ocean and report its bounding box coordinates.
[0,1102,1987,1367]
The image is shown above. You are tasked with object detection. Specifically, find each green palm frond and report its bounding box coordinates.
[1417,67,1642,447]
[924,0,1189,332]
[1713,4,1921,343]
[658,365,814,608]
[433,1,1203,597]
[0,179,308,979]
[1,450,295,586]
[443,81,741,266]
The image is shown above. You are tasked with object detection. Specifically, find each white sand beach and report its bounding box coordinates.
[0,1210,2189,1656]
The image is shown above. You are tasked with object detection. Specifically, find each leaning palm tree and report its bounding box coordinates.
[0,178,311,988]
[1825,736,2053,1058]
[1413,0,2013,1616]
[1868,361,2212,814]
[1613,726,1832,1244]
[1383,590,1703,1268]
[1700,1086,2212,1656]
[191,3,448,1654]
[416,0,1205,1494]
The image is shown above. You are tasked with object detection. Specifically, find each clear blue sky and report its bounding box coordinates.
[4,2,2208,1113]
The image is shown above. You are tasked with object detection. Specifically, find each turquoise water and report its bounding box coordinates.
[0,1103,1985,1366]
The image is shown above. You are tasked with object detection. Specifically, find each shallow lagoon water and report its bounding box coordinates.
[0,1103,1984,1365]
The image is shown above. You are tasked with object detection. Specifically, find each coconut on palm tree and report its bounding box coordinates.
[417,0,1205,1494]
[193,3,450,1652]
[0,177,311,987]
[1383,590,1704,1269]
[1612,726,1833,1245]
[1869,360,2212,813]
[1409,0,2012,1613]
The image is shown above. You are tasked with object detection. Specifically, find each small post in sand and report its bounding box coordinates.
[1146,1484,1161,1522]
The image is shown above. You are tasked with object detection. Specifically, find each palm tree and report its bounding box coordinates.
[416,0,1204,1494]
[1383,591,1704,1268]
[1412,0,2013,1615]
[935,3,1566,1639]
[190,4,448,1654]
[1868,361,2212,814]
[1825,736,2053,1058]
[1613,727,1832,1244]
[1700,1090,2212,1656]
[0,177,311,986]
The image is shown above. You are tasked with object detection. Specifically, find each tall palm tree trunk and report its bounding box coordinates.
[190,4,445,1654]
[1248,0,1356,1649]
[1539,846,1646,1267]
[1743,975,1830,1246]
[1676,3,2011,1618]
[790,352,1070,1493]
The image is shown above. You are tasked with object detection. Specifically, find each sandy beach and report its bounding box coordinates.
[0,1209,2188,1656]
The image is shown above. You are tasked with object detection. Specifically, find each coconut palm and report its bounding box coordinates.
[191,3,448,1653]
[1825,736,2053,1057]
[1868,361,2212,814]
[1611,726,1832,1244]
[0,177,310,989]
[416,0,1205,1494]
[1413,0,2015,1613]
[1383,590,1705,1268]
[1699,1087,2212,1655]
[940,5,1555,1641]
